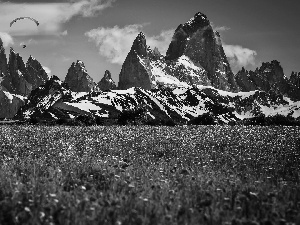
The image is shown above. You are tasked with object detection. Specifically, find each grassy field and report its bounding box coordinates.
[0,125,300,225]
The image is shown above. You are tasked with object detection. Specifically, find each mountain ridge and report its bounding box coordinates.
[1,11,300,120]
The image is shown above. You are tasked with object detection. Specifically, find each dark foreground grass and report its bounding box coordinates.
[0,125,300,225]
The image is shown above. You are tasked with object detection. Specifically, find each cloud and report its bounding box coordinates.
[223,44,257,72]
[0,0,115,36]
[68,0,116,17]
[60,30,68,36]
[85,24,143,64]
[0,32,14,47]
[211,22,230,32]
[214,26,230,32]
[85,24,174,64]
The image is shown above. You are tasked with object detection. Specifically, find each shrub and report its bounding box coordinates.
[187,113,215,125]
[75,115,96,126]
[117,108,146,125]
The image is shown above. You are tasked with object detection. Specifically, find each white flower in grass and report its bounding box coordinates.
[40,212,45,219]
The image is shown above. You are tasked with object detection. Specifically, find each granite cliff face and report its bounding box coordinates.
[118,32,152,90]
[1,48,32,96]
[166,12,238,91]
[290,71,300,89]
[97,70,117,91]
[0,38,49,118]
[235,61,300,101]
[118,31,210,90]
[65,60,97,92]
[0,89,25,118]
[25,56,49,90]
[0,39,7,78]
[118,12,238,91]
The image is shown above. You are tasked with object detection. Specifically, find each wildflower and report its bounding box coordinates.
[40,211,45,219]
[128,183,135,188]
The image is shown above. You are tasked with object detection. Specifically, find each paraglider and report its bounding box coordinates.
[10,17,39,27]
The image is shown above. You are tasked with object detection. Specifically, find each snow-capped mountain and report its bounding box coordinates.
[16,76,300,123]
[118,12,238,91]
[235,61,300,101]
[2,11,300,120]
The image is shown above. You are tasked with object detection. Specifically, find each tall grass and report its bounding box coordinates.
[0,125,299,224]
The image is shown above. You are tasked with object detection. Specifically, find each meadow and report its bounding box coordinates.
[0,125,299,225]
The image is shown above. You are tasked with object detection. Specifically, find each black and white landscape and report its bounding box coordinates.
[0,1,300,225]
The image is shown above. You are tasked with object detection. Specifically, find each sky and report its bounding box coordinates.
[0,0,299,84]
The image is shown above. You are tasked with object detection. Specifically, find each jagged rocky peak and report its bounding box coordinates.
[166,11,238,92]
[118,32,152,90]
[97,70,117,91]
[182,12,210,33]
[25,55,49,90]
[131,32,148,57]
[64,60,97,92]
[235,60,300,101]
[290,71,300,88]
[2,47,32,96]
[0,37,7,78]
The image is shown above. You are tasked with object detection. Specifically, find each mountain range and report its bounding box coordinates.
[1,12,300,122]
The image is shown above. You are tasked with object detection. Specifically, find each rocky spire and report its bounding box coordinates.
[166,12,239,92]
[131,32,148,57]
[0,37,7,79]
[64,60,97,92]
[2,48,32,95]
[118,32,152,90]
[25,55,49,90]
[97,70,117,91]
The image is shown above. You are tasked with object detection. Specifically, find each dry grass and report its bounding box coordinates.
[0,125,300,225]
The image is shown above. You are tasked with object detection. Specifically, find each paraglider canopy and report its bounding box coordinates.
[10,17,39,27]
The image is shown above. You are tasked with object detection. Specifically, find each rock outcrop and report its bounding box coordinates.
[0,38,7,79]
[118,31,210,90]
[25,55,49,90]
[235,67,257,92]
[65,60,97,92]
[0,89,25,119]
[97,70,117,91]
[118,32,152,90]
[1,48,32,96]
[166,12,239,91]
[290,71,300,89]
[118,12,238,91]
[235,61,300,101]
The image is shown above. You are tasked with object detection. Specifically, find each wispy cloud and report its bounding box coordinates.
[60,30,68,36]
[211,22,230,32]
[0,32,14,47]
[214,26,230,32]
[85,24,174,64]
[223,44,257,72]
[0,0,115,36]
